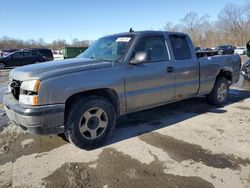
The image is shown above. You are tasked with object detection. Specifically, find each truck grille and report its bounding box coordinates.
[10,80,21,100]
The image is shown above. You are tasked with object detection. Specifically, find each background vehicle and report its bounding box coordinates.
[241,41,250,80]
[247,41,250,57]
[241,61,250,80]
[215,45,236,55]
[62,47,88,59]
[0,49,18,57]
[25,48,54,61]
[195,47,201,51]
[4,31,241,149]
[0,50,46,69]
[196,47,219,57]
[234,46,247,55]
[53,50,64,60]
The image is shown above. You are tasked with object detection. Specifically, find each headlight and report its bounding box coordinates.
[19,95,39,105]
[19,80,41,105]
[21,80,40,92]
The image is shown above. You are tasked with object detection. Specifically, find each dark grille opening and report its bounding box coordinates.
[10,80,21,100]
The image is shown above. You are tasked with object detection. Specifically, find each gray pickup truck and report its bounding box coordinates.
[4,31,241,149]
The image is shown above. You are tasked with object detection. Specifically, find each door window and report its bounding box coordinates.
[135,36,169,62]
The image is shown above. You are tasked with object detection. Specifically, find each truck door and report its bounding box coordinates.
[124,35,175,112]
[169,35,199,99]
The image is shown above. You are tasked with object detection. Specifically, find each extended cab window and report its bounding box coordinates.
[170,35,191,60]
[135,36,169,62]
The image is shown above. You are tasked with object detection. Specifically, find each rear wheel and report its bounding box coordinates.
[206,77,229,106]
[0,63,6,69]
[65,96,116,149]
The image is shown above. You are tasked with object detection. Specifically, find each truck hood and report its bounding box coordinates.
[9,58,113,81]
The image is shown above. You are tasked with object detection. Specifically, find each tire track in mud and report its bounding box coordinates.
[43,148,214,188]
[139,132,250,170]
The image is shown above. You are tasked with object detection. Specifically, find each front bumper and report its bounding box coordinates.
[4,92,65,135]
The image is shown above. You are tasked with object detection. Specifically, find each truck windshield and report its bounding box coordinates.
[78,35,133,62]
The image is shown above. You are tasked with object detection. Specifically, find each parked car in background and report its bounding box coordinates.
[0,50,46,69]
[0,49,18,57]
[195,47,201,51]
[196,48,219,57]
[242,41,250,80]
[241,61,250,80]
[25,48,54,61]
[234,46,247,55]
[215,45,236,55]
[53,50,64,60]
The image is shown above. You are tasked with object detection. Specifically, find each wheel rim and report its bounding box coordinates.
[79,107,108,140]
[0,63,5,69]
[217,83,227,102]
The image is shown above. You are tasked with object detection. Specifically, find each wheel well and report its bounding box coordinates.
[65,88,120,115]
[217,70,232,82]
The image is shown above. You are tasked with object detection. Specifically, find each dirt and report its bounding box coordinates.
[0,131,68,166]
[43,148,214,188]
[139,132,250,170]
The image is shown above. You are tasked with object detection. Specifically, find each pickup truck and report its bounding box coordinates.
[4,31,241,149]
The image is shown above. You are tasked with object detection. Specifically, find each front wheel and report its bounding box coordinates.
[65,96,116,149]
[206,77,229,106]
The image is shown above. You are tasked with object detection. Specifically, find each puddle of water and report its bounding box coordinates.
[43,148,214,188]
[139,132,250,170]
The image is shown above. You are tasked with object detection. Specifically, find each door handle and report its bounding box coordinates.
[167,66,174,73]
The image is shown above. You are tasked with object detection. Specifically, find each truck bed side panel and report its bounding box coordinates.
[198,55,241,95]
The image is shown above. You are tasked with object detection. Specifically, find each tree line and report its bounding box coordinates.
[164,2,250,47]
[0,2,249,50]
[0,37,91,51]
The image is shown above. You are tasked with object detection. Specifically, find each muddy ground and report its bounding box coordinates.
[0,56,250,188]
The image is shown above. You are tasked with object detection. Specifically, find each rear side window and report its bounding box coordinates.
[23,52,32,57]
[135,36,169,62]
[39,50,53,58]
[170,35,191,60]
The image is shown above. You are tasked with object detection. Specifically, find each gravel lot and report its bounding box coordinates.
[0,56,250,188]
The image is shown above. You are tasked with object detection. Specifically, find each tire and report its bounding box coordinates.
[0,62,6,69]
[206,77,229,106]
[65,96,117,150]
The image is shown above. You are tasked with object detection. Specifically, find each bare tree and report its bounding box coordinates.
[163,2,250,48]
[163,22,182,32]
[71,38,90,47]
[217,3,249,45]
[180,12,210,46]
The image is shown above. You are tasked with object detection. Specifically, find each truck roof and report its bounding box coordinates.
[107,30,187,37]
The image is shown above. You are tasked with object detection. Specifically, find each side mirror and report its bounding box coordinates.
[130,52,148,65]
